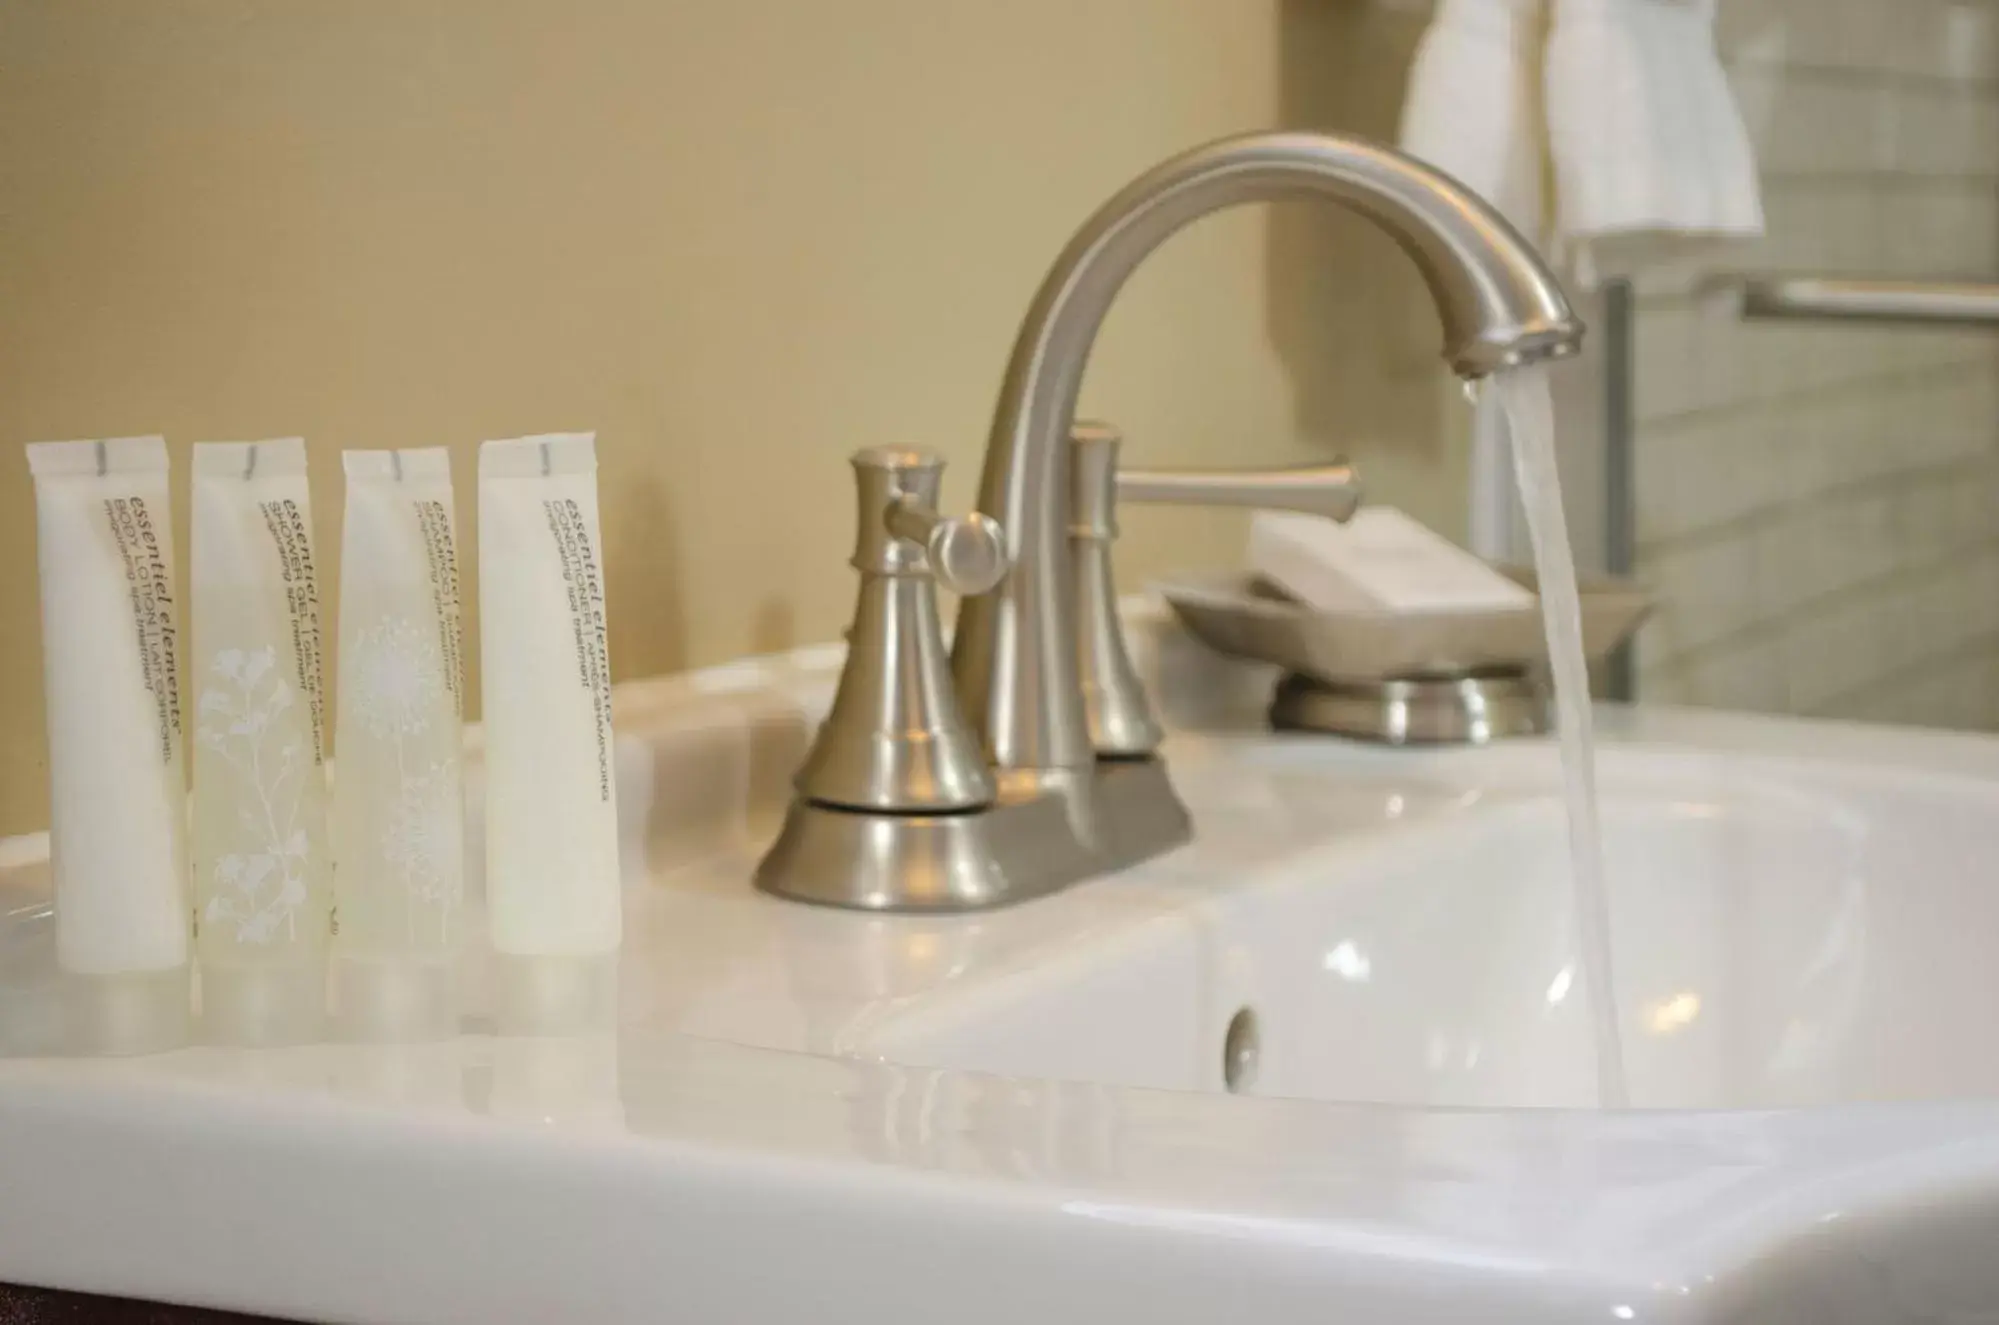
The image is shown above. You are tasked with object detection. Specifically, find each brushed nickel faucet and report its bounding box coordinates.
[757,130,1582,912]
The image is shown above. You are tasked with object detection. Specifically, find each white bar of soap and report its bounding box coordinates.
[1248,507,1536,614]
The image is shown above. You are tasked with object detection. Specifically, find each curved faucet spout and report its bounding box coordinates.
[950,130,1583,783]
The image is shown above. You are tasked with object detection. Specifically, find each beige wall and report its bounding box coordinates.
[1632,0,1999,726]
[0,0,1461,834]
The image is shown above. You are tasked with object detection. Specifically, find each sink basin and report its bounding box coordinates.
[864,752,1999,1111]
[6,617,1999,1323]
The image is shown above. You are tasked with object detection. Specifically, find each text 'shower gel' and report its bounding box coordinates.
[331,448,467,1042]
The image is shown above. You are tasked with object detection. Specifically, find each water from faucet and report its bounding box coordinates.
[1489,365,1629,1110]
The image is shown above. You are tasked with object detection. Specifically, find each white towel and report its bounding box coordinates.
[1399,0,1764,279]
[1397,0,1548,238]
[1545,0,1764,280]
[1398,0,1764,557]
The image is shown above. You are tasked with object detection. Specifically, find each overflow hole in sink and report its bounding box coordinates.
[1223,1007,1260,1094]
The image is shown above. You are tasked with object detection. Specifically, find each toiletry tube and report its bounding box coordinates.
[479,434,619,1033]
[190,439,331,1045]
[27,436,190,1054]
[332,448,466,1041]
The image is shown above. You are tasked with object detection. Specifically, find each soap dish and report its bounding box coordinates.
[1158,567,1651,684]
[1155,567,1652,744]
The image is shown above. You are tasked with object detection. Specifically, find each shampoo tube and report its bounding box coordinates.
[479,434,619,1031]
[190,439,331,1044]
[27,437,190,1054]
[331,448,466,1041]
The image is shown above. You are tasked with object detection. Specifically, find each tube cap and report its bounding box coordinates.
[492,953,617,1037]
[63,967,190,1056]
[201,961,327,1047]
[333,957,458,1043]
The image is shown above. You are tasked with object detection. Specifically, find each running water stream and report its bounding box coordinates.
[1486,366,1629,1109]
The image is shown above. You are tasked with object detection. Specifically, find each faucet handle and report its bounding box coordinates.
[1070,420,1361,535]
[852,447,1009,595]
[1068,423,1162,758]
[791,447,1000,815]
[1068,421,1361,758]
[885,494,1008,596]
[1116,464,1362,521]
[1092,410,1361,526]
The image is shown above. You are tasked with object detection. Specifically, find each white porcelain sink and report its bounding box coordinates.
[865,747,1999,1112]
[6,620,1999,1323]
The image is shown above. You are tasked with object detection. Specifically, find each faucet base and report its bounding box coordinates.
[754,758,1192,912]
[1085,755,1194,870]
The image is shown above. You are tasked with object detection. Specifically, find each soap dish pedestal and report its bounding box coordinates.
[1158,568,1651,746]
[1268,668,1546,745]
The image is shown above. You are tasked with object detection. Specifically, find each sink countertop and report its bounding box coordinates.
[7,624,1999,1323]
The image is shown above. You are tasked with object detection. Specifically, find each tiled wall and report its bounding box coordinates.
[1632,0,1999,728]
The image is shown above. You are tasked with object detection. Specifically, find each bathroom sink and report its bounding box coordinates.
[862,749,1999,1112]
[7,622,1999,1323]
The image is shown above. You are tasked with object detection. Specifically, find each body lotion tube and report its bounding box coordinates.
[191,439,331,1044]
[27,437,190,1054]
[332,449,466,1041]
[479,434,619,1033]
